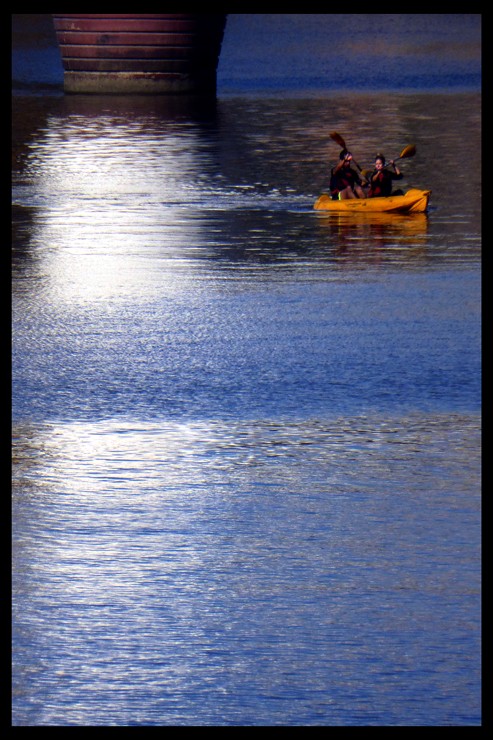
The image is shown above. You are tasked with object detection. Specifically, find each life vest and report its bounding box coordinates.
[330,165,361,198]
[368,169,403,198]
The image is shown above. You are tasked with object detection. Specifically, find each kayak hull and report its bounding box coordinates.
[314,188,431,214]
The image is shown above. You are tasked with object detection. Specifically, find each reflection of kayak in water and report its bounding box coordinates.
[314,188,431,213]
[316,211,429,257]
[318,211,429,234]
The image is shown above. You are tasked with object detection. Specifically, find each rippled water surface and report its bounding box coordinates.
[12,18,481,726]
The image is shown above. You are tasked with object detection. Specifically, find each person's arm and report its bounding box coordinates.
[333,159,345,174]
[389,160,403,179]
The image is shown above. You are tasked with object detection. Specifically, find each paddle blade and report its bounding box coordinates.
[330,131,346,149]
[398,144,416,160]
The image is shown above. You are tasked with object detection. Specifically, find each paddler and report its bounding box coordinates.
[367,154,404,198]
[330,149,367,200]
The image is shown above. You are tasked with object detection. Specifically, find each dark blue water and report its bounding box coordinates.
[12,15,481,727]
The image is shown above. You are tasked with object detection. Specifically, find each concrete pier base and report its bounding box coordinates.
[62,71,219,95]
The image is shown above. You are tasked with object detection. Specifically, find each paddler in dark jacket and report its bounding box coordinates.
[367,153,403,197]
[330,149,367,200]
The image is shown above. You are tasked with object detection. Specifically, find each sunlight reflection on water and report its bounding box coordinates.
[12,87,481,725]
[12,412,480,725]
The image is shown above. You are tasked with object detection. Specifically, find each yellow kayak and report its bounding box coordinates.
[314,188,431,214]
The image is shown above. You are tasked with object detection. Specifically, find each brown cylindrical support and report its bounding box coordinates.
[52,14,227,94]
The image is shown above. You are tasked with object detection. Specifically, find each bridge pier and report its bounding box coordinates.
[52,14,227,94]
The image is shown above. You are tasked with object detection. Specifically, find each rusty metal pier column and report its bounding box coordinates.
[52,14,227,94]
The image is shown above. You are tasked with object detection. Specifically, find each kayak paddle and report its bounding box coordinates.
[329,131,363,172]
[361,145,416,181]
[384,144,416,167]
